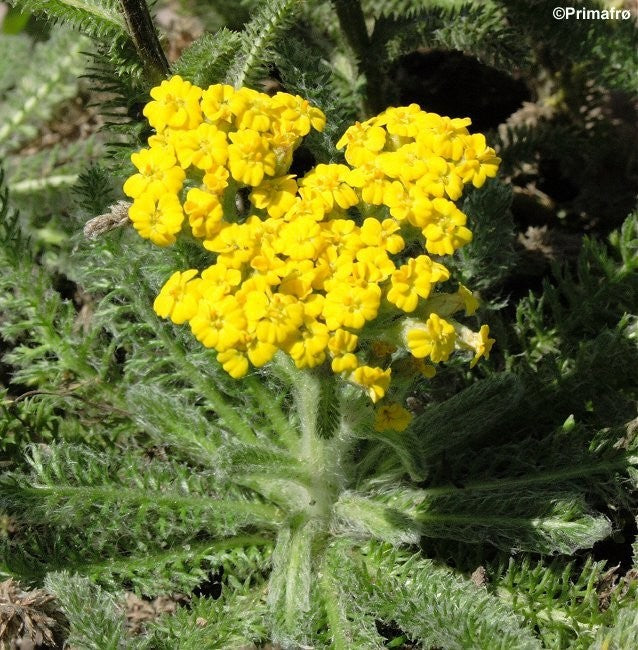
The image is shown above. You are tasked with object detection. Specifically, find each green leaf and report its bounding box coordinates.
[318,542,389,649]
[173,29,242,88]
[44,572,137,650]
[267,518,316,646]
[6,0,127,35]
[226,0,301,89]
[410,373,524,459]
[144,587,270,649]
[357,542,541,649]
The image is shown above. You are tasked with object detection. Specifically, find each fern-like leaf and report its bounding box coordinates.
[173,29,242,88]
[226,0,301,89]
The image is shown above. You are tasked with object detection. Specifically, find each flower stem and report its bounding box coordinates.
[331,0,385,114]
[119,0,170,81]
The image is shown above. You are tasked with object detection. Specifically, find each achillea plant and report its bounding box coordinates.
[1,1,637,648]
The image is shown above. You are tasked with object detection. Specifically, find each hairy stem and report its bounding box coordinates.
[119,0,170,80]
[331,0,384,114]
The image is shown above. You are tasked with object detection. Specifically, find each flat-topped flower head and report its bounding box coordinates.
[125,78,499,403]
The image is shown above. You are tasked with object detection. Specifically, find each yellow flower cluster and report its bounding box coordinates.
[124,76,499,428]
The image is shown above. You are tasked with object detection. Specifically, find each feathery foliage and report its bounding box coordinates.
[44,572,135,650]
[173,29,242,89]
[0,27,88,154]
[226,0,301,89]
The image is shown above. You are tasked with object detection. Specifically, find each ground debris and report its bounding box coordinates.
[124,592,187,636]
[0,579,65,650]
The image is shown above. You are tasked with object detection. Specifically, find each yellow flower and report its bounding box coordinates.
[189,295,246,351]
[360,218,404,254]
[301,293,325,318]
[244,290,305,345]
[231,87,273,132]
[351,365,391,403]
[406,314,457,363]
[243,332,278,368]
[283,197,326,223]
[323,283,381,330]
[419,115,471,160]
[198,263,242,300]
[331,353,359,374]
[377,103,423,138]
[126,81,499,392]
[228,129,276,186]
[457,133,501,188]
[374,403,412,432]
[173,123,228,170]
[201,83,235,125]
[416,156,464,201]
[405,185,434,229]
[278,262,318,299]
[250,175,298,218]
[470,324,494,367]
[203,222,260,267]
[271,92,326,136]
[202,165,230,194]
[274,217,324,261]
[352,249,395,283]
[378,144,428,183]
[300,164,359,210]
[128,193,184,246]
[285,320,330,368]
[216,348,249,378]
[453,322,495,367]
[386,256,449,313]
[336,120,386,166]
[422,198,472,256]
[250,248,288,287]
[328,329,359,356]
[457,284,479,316]
[383,181,414,222]
[264,124,300,173]
[153,269,199,324]
[347,159,392,206]
[143,75,202,132]
[123,148,185,199]
[183,188,223,239]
